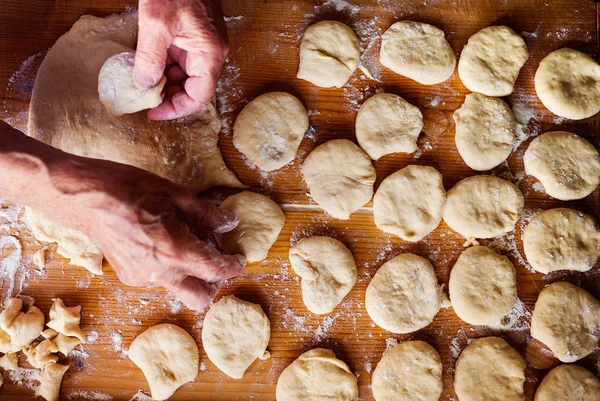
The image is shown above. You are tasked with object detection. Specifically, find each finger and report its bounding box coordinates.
[163,276,220,311]
[134,18,173,89]
[174,195,239,233]
[147,74,217,121]
[166,65,187,84]
[182,239,245,282]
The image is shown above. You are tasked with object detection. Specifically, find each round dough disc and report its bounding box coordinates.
[355,93,423,160]
[297,20,360,88]
[202,295,270,379]
[380,20,456,85]
[373,165,446,242]
[534,364,600,401]
[233,92,309,171]
[449,246,517,325]
[443,176,524,239]
[366,253,440,334]
[524,131,600,200]
[371,340,442,401]
[289,236,357,314]
[531,281,600,362]
[523,208,600,274]
[453,93,516,171]
[301,139,376,220]
[458,26,529,96]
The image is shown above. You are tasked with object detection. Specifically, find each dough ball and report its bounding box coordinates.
[531,281,600,362]
[233,92,309,171]
[449,246,517,325]
[443,176,524,240]
[458,26,529,96]
[535,48,600,120]
[373,165,446,241]
[366,254,440,334]
[380,20,456,85]
[454,337,525,401]
[524,131,600,200]
[98,51,166,116]
[202,295,270,379]
[534,364,600,401]
[371,340,442,401]
[297,21,360,88]
[289,236,357,314]
[523,208,600,274]
[216,191,285,263]
[355,93,423,160]
[276,348,358,401]
[453,93,516,171]
[129,323,199,400]
[301,139,376,219]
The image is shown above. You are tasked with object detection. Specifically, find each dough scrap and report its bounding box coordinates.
[0,298,45,351]
[0,352,18,370]
[534,364,600,401]
[46,298,85,342]
[53,334,82,356]
[289,236,357,314]
[41,329,59,340]
[36,363,70,401]
[23,339,59,369]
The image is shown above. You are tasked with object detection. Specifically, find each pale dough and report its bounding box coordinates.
[276,348,358,401]
[23,339,59,369]
[453,93,516,171]
[46,298,85,342]
[524,131,600,200]
[301,139,376,219]
[233,92,309,171]
[52,334,82,356]
[215,191,285,263]
[380,20,456,85]
[534,364,600,401]
[531,281,600,363]
[0,352,18,370]
[355,93,423,160]
[36,363,70,401]
[373,165,446,241]
[523,208,600,274]
[371,340,442,401]
[297,20,360,88]
[202,295,270,379]
[0,298,45,352]
[289,236,357,314]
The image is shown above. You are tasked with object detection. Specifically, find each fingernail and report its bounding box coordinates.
[234,254,246,267]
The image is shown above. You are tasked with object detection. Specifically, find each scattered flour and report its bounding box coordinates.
[109,330,128,358]
[8,368,40,391]
[87,330,99,343]
[199,361,207,372]
[0,235,23,302]
[65,390,114,401]
[488,298,531,331]
[129,390,153,401]
[385,337,398,351]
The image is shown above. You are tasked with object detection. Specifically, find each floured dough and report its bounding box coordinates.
[233,92,309,171]
[276,348,358,401]
[355,93,423,160]
[36,363,70,401]
[0,352,18,370]
[297,20,360,88]
[289,236,357,314]
[0,298,45,351]
[534,364,600,401]
[524,131,600,200]
[301,139,376,219]
[46,298,85,342]
[23,339,59,369]
[371,340,442,401]
[215,191,285,263]
[202,295,270,379]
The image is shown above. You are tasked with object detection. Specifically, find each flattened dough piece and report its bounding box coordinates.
[202,295,270,379]
[531,281,600,362]
[524,131,600,200]
[0,298,45,351]
[302,139,376,219]
[534,364,600,401]
[233,92,309,171]
[380,20,456,85]
[46,298,85,342]
[289,236,357,314]
[297,20,360,88]
[36,363,70,401]
[216,191,285,263]
[276,348,358,401]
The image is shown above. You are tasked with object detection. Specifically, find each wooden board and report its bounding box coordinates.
[1,0,600,400]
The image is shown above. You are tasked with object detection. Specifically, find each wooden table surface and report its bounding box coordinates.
[1,0,600,400]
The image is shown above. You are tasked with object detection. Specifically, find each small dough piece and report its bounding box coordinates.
[53,334,82,356]
[453,93,516,171]
[289,236,357,314]
[355,93,423,160]
[0,352,18,370]
[373,165,446,241]
[41,329,59,340]
[0,298,45,350]
[449,246,517,325]
[202,295,270,379]
[534,364,600,401]
[276,348,358,401]
[366,254,440,334]
[523,208,600,274]
[302,139,376,219]
[531,281,600,362]
[129,324,199,400]
[23,339,59,369]
[458,26,529,96]
[371,340,442,401]
[46,298,85,342]
[380,20,456,85]
[216,191,285,263]
[524,131,600,200]
[535,48,600,120]
[297,21,360,88]
[36,363,70,401]
[455,337,525,401]
[443,176,524,240]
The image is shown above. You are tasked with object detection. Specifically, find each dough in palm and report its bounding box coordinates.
[534,364,600,401]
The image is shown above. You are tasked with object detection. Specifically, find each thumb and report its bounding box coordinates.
[175,195,239,234]
[134,18,173,89]
[164,276,221,311]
